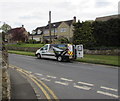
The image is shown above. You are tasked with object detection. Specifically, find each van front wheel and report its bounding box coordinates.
[37,54,41,59]
[57,56,62,62]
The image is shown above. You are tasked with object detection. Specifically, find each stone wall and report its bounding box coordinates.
[7,46,39,52]
[84,49,120,55]
[7,46,120,55]
[2,41,10,100]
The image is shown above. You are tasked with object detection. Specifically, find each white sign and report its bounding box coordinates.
[76,45,83,58]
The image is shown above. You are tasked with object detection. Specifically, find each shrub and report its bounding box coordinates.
[57,36,69,43]
[28,39,36,44]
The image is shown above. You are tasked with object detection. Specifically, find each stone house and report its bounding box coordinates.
[95,14,120,21]
[29,26,45,42]
[30,17,76,43]
[5,25,28,43]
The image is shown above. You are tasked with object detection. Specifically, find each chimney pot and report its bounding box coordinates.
[73,16,76,23]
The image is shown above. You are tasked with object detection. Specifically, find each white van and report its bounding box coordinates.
[35,44,78,61]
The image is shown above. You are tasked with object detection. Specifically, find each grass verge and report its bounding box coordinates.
[7,43,44,48]
[77,54,119,67]
[8,50,35,56]
[8,50,119,67]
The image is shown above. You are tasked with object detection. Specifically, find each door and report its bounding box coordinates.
[76,45,83,58]
[40,45,49,58]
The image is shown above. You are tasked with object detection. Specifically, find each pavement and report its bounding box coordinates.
[9,68,37,100]
[9,54,119,99]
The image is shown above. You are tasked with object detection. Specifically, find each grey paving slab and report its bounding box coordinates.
[9,68,37,99]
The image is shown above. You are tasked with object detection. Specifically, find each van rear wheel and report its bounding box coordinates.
[57,56,62,62]
[37,54,41,59]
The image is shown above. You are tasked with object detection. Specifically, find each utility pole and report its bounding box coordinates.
[49,11,52,43]
[53,24,56,39]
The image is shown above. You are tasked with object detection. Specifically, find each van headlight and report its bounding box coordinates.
[36,49,39,54]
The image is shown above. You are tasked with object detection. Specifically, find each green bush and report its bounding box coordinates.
[57,36,69,43]
[28,39,36,44]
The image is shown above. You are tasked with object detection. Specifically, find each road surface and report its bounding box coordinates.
[9,54,119,100]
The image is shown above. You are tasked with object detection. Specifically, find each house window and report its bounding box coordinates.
[52,29,57,33]
[60,28,67,32]
[37,29,42,34]
[44,30,49,34]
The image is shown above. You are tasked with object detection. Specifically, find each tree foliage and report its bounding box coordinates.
[0,23,11,33]
[73,18,119,48]
[92,18,120,47]
[10,28,28,42]
[73,21,95,48]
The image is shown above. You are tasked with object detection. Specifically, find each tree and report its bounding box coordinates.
[92,18,120,47]
[73,20,82,44]
[0,23,11,33]
[73,21,95,48]
[10,27,28,42]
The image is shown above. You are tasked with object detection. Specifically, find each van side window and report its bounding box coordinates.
[43,45,48,50]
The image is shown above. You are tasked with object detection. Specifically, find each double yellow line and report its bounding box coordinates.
[9,65,59,101]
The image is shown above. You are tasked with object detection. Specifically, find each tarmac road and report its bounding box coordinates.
[9,54,119,100]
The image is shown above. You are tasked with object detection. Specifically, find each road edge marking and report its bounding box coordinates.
[9,65,59,101]
[100,86,118,92]
[9,65,52,101]
[34,77,59,100]
[35,73,43,76]
[41,78,51,81]
[47,75,57,79]
[55,81,69,86]
[73,83,91,90]
[60,78,73,82]
[78,81,94,86]
[97,90,119,98]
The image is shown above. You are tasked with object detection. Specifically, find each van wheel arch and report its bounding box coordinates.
[37,53,41,59]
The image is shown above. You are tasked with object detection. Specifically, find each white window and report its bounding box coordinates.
[52,28,57,33]
[37,29,42,34]
[60,28,67,32]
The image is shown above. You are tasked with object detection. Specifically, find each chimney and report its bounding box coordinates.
[22,25,24,28]
[73,16,76,23]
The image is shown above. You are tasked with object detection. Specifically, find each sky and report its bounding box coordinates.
[0,0,119,33]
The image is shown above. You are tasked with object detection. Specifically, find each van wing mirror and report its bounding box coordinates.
[40,48,43,50]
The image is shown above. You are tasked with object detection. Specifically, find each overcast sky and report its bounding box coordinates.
[0,0,119,33]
